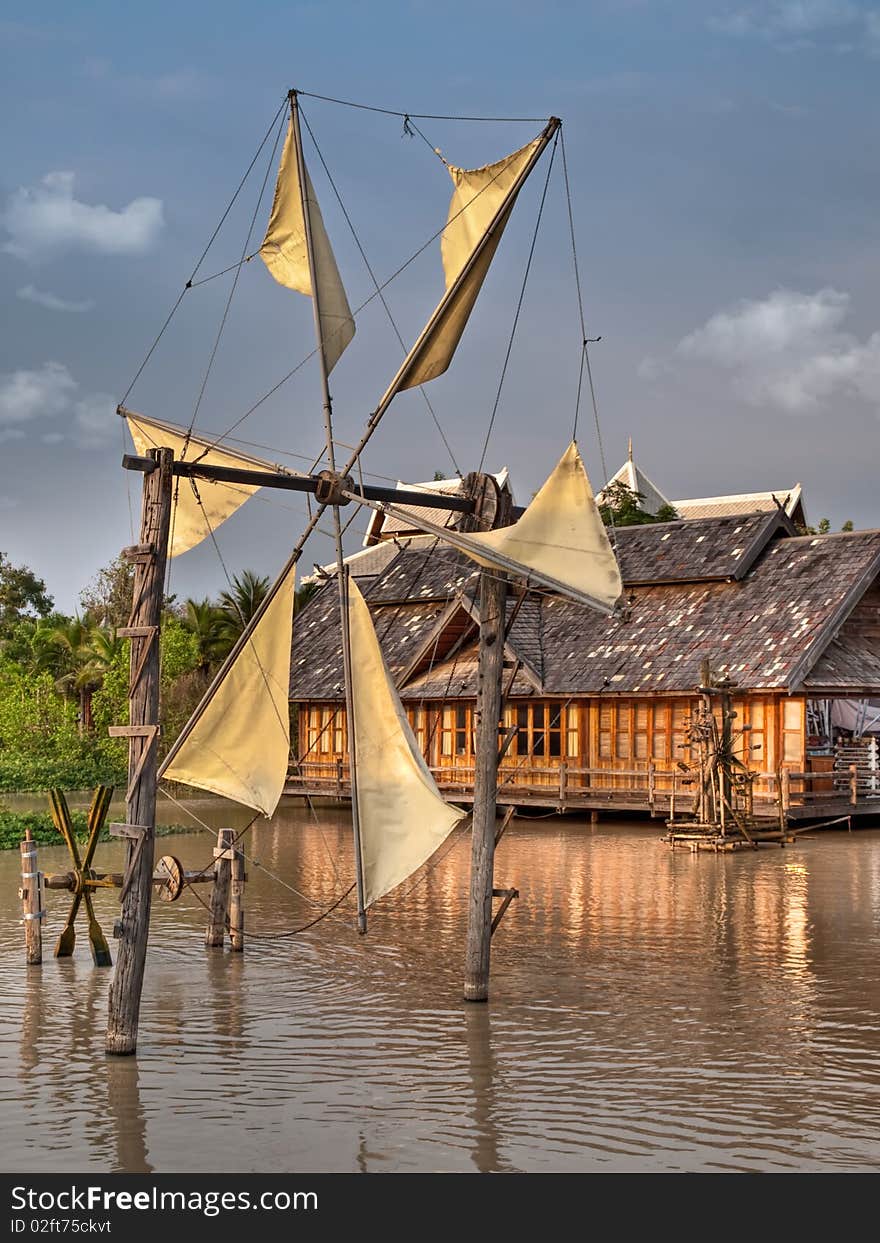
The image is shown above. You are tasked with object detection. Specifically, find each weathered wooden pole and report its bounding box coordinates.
[464,478,512,1003]
[205,827,234,947]
[228,844,245,952]
[19,831,43,965]
[106,445,173,1056]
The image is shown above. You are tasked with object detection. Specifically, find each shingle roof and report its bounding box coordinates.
[614,511,791,584]
[673,485,803,522]
[291,522,880,700]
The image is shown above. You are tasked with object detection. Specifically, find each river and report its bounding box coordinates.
[1,796,880,1173]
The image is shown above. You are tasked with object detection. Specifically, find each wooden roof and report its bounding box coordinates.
[290,519,880,700]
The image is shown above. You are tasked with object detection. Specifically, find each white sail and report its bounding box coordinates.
[161,560,296,817]
[259,119,355,373]
[125,410,290,558]
[377,442,623,614]
[346,579,465,906]
[371,128,554,409]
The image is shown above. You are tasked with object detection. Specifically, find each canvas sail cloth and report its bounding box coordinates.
[390,133,546,393]
[382,442,623,614]
[125,411,289,558]
[259,119,355,373]
[346,579,465,906]
[160,561,296,817]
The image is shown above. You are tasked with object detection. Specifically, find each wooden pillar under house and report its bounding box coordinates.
[105,445,173,1056]
[463,475,512,1003]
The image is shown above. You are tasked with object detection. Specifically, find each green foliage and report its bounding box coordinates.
[599,481,677,527]
[78,555,135,629]
[0,552,53,640]
[841,519,854,532]
[217,570,271,647]
[0,808,191,851]
[802,517,855,535]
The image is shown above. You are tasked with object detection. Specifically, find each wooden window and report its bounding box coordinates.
[671,701,690,762]
[548,704,563,758]
[333,711,345,756]
[307,707,319,756]
[615,703,631,759]
[782,698,804,766]
[532,704,546,757]
[634,703,649,761]
[455,704,469,757]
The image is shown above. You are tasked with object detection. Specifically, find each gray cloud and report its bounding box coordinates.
[2,171,163,261]
[645,288,880,413]
[16,284,95,313]
[0,361,77,424]
[709,1,880,50]
[0,360,117,445]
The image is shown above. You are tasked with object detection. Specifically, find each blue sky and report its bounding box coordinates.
[2,0,879,610]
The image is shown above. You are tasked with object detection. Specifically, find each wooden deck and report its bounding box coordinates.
[284,760,880,822]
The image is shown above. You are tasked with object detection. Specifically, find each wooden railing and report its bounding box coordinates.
[285,756,880,817]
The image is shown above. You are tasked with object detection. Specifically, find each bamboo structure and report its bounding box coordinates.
[19,832,43,965]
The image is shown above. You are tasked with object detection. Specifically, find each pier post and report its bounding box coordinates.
[20,831,43,965]
[229,844,245,953]
[206,828,234,947]
[105,446,173,1056]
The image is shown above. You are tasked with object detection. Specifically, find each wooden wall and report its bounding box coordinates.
[296,694,807,787]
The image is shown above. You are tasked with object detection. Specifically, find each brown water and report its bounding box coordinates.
[2,796,880,1173]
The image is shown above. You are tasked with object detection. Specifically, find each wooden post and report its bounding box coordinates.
[19,831,42,965]
[205,828,233,947]
[558,762,568,808]
[229,844,245,952]
[648,761,656,814]
[464,478,512,1004]
[849,763,859,806]
[105,446,173,1056]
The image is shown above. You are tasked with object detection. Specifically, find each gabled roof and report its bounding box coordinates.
[291,524,880,700]
[595,448,670,516]
[615,510,795,585]
[673,484,805,524]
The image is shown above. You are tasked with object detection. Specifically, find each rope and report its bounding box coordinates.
[559,129,616,552]
[296,90,547,122]
[119,95,289,406]
[183,105,288,453]
[477,130,558,472]
[300,106,462,477]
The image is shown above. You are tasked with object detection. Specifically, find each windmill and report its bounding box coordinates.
[106,89,623,1054]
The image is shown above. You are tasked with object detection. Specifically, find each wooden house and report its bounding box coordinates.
[288,510,880,821]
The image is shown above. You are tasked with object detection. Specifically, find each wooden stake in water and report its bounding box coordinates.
[20,831,43,965]
[206,828,234,948]
[229,844,245,953]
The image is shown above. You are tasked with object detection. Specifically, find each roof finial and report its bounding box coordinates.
[627,436,633,461]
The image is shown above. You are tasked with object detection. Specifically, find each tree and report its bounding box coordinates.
[0,552,53,640]
[217,570,270,646]
[79,555,135,629]
[598,482,678,527]
[182,598,227,669]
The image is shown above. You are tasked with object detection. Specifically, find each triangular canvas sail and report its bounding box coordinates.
[160,561,296,817]
[380,443,623,614]
[259,119,355,373]
[125,410,289,558]
[346,579,465,906]
[395,134,544,392]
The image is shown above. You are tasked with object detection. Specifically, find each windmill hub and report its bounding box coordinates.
[315,470,354,506]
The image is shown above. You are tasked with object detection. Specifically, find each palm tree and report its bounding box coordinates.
[217,571,270,647]
[182,597,227,668]
[48,615,123,734]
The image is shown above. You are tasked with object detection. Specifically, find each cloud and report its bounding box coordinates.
[0,496,19,511]
[709,2,879,52]
[0,361,117,446]
[647,288,880,413]
[72,394,117,448]
[16,284,95,313]
[0,361,77,425]
[2,171,163,261]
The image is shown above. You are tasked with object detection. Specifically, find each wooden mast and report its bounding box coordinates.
[106,446,173,1055]
[463,475,512,1002]
[289,89,367,933]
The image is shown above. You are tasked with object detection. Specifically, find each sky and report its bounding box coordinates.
[2,0,880,612]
